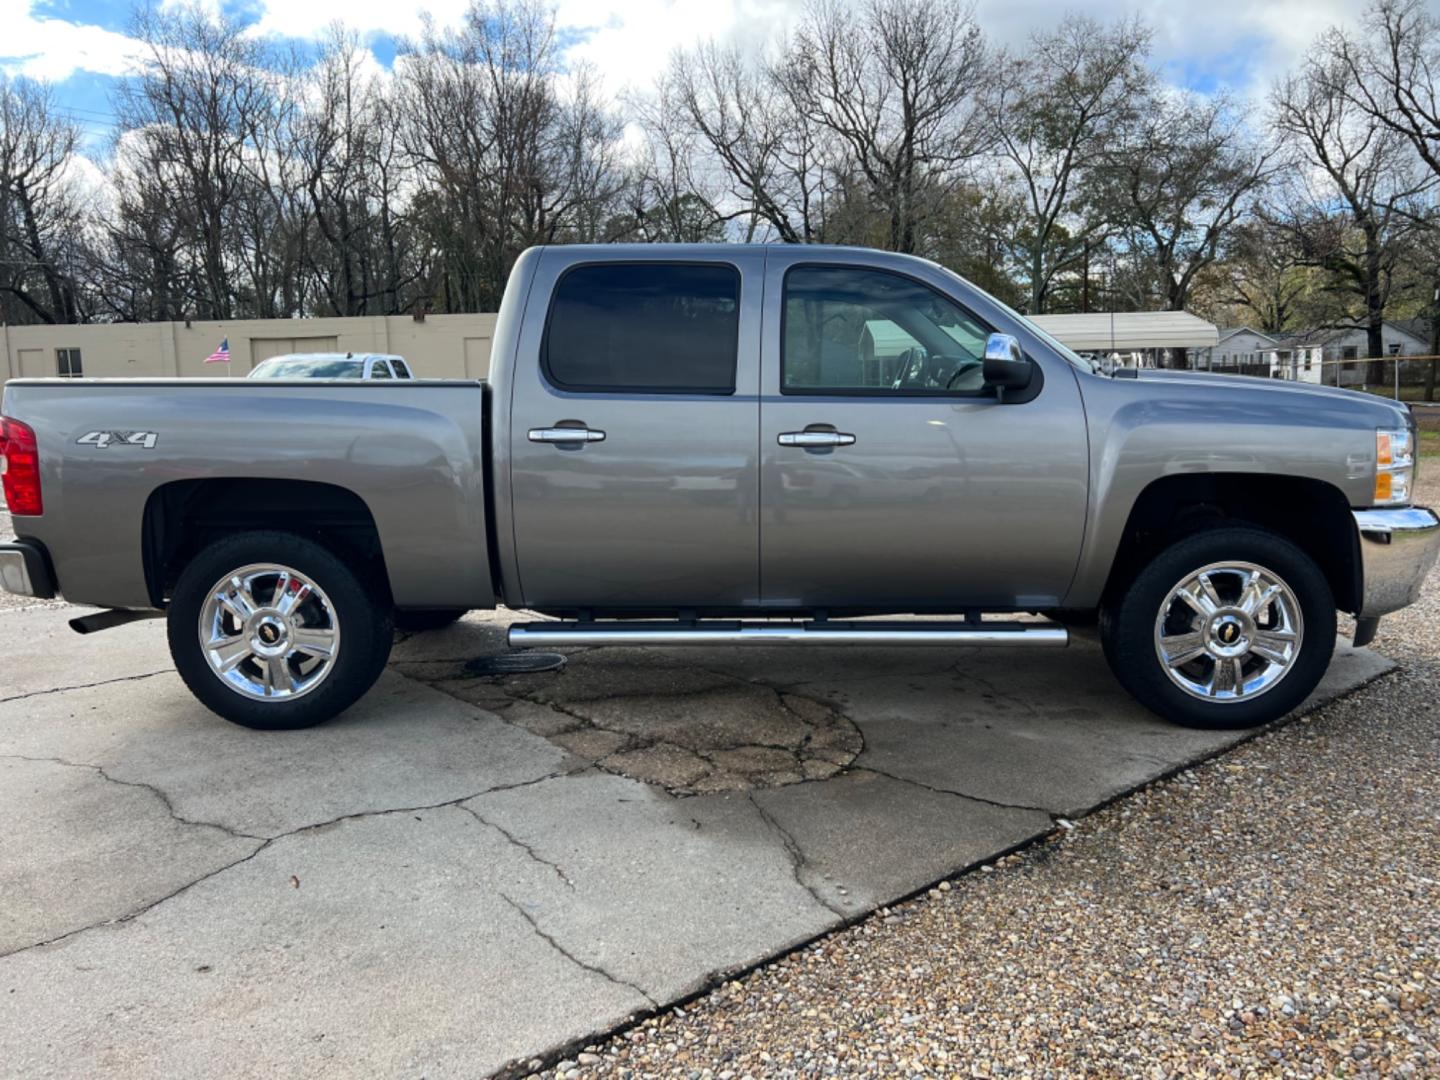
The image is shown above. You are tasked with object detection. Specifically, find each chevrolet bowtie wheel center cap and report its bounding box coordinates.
[1207,613,1251,658]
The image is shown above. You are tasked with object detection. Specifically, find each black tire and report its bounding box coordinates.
[394,608,467,632]
[167,530,393,730]
[1099,526,1335,730]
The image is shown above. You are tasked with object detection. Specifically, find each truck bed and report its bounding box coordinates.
[0,378,493,611]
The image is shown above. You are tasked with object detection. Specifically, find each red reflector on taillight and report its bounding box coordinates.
[0,416,43,516]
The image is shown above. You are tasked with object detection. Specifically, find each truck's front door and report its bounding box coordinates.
[758,252,1089,611]
[508,250,762,612]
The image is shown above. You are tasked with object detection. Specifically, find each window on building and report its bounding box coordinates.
[1343,346,1358,362]
[1389,342,1402,356]
[56,348,82,378]
[543,262,740,393]
[1304,350,1313,371]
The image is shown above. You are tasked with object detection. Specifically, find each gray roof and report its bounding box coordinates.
[1272,321,1429,347]
[1214,326,1279,346]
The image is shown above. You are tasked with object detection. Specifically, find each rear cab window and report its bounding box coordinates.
[542,263,740,393]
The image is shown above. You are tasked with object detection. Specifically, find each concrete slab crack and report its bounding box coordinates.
[0,669,173,706]
[746,793,848,920]
[500,894,657,1009]
[0,754,265,840]
[271,765,593,842]
[457,803,576,889]
[0,765,593,963]
[0,838,271,960]
[856,765,1057,816]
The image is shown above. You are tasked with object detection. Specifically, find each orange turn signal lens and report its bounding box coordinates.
[1377,432,1393,467]
[1375,471,1393,502]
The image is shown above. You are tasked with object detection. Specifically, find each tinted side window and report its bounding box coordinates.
[392,359,412,379]
[543,263,740,393]
[782,266,992,395]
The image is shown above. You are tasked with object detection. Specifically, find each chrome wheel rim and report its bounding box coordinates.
[198,563,340,701]
[1154,561,1303,702]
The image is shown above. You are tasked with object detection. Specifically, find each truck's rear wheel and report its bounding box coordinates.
[167,531,393,730]
[1100,527,1335,729]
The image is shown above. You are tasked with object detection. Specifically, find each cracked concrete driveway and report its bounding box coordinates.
[0,604,1390,1078]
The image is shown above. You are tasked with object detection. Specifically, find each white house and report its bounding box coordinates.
[1195,322,1436,385]
[1313,321,1428,363]
[1261,342,1325,384]
[1192,326,1279,372]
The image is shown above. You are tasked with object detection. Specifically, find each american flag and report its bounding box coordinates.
[205,338,230,364]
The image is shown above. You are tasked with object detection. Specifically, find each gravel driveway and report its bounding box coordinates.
[541,470,1440,1079]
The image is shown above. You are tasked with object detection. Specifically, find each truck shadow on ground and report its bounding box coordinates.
[386,609,1351,817]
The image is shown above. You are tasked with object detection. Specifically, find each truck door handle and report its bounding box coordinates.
[528,427,606,444]
[778,431,856,448]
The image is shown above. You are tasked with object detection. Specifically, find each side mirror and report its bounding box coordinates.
[983,333,1032,399]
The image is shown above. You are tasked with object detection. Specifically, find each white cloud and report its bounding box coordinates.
[0,0,1378,107]
[978,0,1366,105]
[553,0,799,94]
[0,0,143,80]
[246,0,471,42]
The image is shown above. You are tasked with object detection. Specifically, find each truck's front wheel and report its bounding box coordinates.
[1100,527,1335,729]
[167,531,393,730]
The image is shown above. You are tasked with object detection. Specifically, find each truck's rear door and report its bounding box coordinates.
[507,248,763,611]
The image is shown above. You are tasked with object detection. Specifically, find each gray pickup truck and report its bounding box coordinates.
[2,245,1437,732]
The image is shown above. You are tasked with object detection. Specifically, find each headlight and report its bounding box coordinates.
[1374,428,1414,505]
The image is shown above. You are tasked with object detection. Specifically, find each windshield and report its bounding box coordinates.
[250,358,365,379]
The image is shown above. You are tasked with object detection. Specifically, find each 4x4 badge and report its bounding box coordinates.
[77,431,159,449]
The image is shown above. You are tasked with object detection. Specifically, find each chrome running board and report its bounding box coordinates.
[508,620,1069,649]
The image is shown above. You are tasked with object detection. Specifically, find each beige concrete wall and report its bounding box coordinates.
[1,313,498,387]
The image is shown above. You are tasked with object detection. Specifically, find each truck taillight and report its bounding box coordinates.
[0,416,43,516]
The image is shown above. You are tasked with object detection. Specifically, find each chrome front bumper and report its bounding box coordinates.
[1353,507,1440,618]
[0,540,55,599]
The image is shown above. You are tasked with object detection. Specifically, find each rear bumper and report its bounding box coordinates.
[0,540,55,599]
[1353,507,1440,618]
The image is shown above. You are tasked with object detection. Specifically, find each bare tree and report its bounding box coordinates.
[1271,38,1433,378]
[780,0,985,253]
[622,79,729,242]
[1331,0,1440,394]
[297,29,424,315]
[397,1,625,311]
[1335,0,1440,181]
[983,14,1151,313]
[0,77,89,324]
[1219,220,1310,333]
[98,128,189,321]
[664,40,832,243]
[116,2,298,319]
[1098,92,1277,362]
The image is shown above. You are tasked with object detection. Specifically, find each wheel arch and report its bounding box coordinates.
[142,478,391,609]
[1098,473,1361,615]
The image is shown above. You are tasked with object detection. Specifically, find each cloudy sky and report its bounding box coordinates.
[0,0,1376,149]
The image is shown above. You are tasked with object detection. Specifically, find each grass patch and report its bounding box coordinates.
[1420,428,1440,459]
